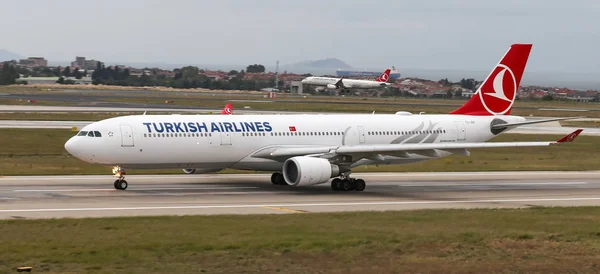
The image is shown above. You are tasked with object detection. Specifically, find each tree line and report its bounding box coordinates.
[0,62,20,85]
[91,64,282,90]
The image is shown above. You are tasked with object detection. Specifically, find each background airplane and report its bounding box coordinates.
[301,69,391,92]
[64,44,582,192]
[221,103,233,115]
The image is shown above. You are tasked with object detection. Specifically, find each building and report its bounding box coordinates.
[71,56,86,68]
[71,56,103,70]
[84,59,102,70]
[18,57,48,67]
[290,81,303,94]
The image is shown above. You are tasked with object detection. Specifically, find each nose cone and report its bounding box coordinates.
[64,137,78,157]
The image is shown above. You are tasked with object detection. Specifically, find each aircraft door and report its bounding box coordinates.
[454,121,466,141]
[357,126,366,143]
[220,131,232,146]
[120,124,135,147]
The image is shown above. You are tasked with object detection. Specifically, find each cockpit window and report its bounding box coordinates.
[77,130,102,137]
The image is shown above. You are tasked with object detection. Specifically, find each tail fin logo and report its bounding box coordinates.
[449,44,531,116]
[222,104,233,114]
[377,69,391,82]
[479,64,517,115]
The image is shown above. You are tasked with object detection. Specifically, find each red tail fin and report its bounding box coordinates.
[221,104,233,115]
[450,44,532,116]
[376,69,391,82]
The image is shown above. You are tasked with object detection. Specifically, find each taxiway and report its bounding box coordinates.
[1,171,600,219]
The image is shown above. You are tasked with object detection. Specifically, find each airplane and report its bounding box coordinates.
[221,103,233,115]
[301,69,392,92]
[64,44,583,192]
[183,103,234,174]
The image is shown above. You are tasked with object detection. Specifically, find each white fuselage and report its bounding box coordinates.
[301,77,389,89]
[65,114,525,171]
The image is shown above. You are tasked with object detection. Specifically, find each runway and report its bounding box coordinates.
[1,171,600,219]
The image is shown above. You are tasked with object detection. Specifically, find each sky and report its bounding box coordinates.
[2,0,600,75]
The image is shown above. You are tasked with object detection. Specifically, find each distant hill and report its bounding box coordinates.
[0,49,24,62]
[288,58,353,69]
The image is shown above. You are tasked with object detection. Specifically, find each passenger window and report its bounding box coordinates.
[77,131,88,136]
[94,131,102,137]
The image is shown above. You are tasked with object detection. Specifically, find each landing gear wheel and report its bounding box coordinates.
[271,173,280,185]
[354,179,366,192]
[342,180,353,191]
[112,166,128,190]
[331,178,342,191]
[271,172,286,185]
[114,180,128,190]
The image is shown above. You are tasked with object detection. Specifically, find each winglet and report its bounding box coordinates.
[555,129,583,143]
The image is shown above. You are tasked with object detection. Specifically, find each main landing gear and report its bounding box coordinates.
[270,172,366,192]
[331,177,366,192]
[112,166,128,190]
[270,172,286,185]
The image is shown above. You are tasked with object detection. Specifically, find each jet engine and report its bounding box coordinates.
[282,156,340,186]
[326,84,338,89]
[183,169,196,174]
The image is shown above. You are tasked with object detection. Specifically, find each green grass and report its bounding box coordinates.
[3,84,600,109]
[98,96,600,117]
[562,120,600,128]
[0,128,598,175]
[3,85,600,117]
[3,208,600,273]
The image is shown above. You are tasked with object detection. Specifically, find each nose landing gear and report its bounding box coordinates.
[112,166,128,190]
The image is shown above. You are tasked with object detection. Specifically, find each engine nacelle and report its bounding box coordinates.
[326,84,337,89]
[183,168,196,174]
[282,157,340,186]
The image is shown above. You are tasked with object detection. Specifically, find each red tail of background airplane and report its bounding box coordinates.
[221,104,233,115]
[376,69,391,82]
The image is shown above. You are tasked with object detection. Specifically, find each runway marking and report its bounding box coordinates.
[260,206,308,214]
[398,182,588,187]
[11,187,259,192]
[3,197,600,213]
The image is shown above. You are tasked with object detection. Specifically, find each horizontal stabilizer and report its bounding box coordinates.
[492,117,583,129]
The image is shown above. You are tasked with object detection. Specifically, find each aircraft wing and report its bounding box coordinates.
[335,76,346,88]
[252,129,583,161]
